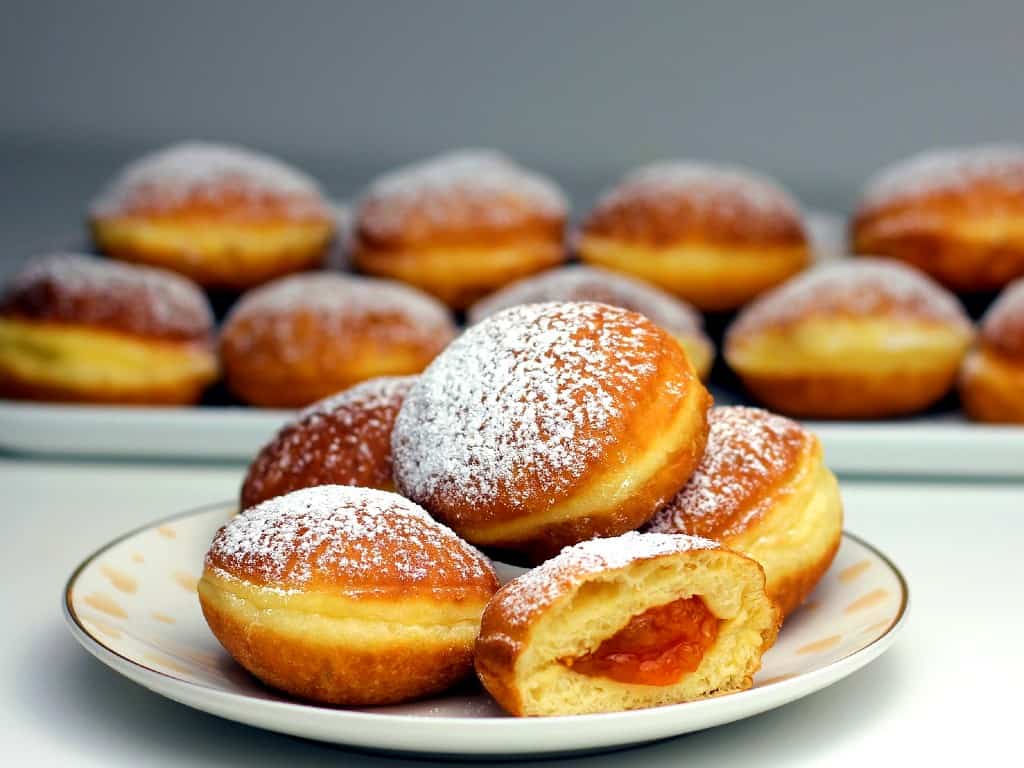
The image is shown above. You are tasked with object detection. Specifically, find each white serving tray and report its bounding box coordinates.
[2,398,1021,477]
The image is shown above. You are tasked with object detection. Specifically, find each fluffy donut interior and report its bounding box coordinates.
[458,359,708,547]
[727,317,972,376]
[579,235,808,309]
[725,441,842,614]
[0,318,216,390]
[511,550,777,715]
[198,569,487,650]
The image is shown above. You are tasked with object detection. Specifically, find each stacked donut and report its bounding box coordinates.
[204,300,843,717]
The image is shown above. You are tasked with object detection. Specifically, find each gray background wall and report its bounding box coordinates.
[1,0,1022,270]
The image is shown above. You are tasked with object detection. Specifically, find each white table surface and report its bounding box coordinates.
[2,456,1020,765]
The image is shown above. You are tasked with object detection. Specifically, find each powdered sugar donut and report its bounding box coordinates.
[852,144,1024,292]
[960,278,1024,422]
[475,531,780,715]
[646,406,842,616]
[467,265,715,379]
[199,485,499,705]
[578,161,810,310]
[220,272,456,407]
[0,253,217,404]
[240,376,415,507]
[725,259,973,418]
[392,301,712,561]
[90,141,336,290]
[353,149,568,308]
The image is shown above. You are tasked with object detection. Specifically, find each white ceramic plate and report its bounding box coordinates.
[64,502,908,758]
[6,398,1022,477]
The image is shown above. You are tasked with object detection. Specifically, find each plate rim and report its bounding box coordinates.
[62,500,910,740]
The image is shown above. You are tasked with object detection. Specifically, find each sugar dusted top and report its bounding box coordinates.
[0,252,213,341]
[240,376,415,508]
[206,485,497,597]
[859,144,1024,211]
[392,301,689,520]
[647,406,812,539]
[584,161,806,246]
[467,265,704,340]
[355,149,567,245]
[91,141,330,220]
[492,532,719,627]
[727,258,973,339]
[222,272,455,358]
[980,277,1024,358]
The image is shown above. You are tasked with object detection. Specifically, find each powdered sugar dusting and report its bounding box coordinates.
[223,272,455,357]
[861,144,1024,209]
[392,302,670,513]
[208,485,495,593]
[1,252,213,339]
[357,149,567,238]
[91,141,328,219]
[467,265,704,339]
[599,161,802,219]
[647,407,808,537]
[728,258,972,338]
[495,532,718,626]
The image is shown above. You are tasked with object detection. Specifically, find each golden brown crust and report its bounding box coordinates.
[735,366,962,419]
[581,162,807,249]
[219,273,456,408]
[770,536,840,618]
[199,592,477,706]
[0,254,213,342]
[240,376,414,508]
[959,347,1024,423]
[978,278,1024,359]
[645,407,811,540]
[852,145,1024,292]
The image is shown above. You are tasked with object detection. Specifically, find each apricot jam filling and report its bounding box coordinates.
[560,595,720,686]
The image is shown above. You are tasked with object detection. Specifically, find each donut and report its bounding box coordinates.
[240,375,415,508]
[474,532,780,716]
[392,301,712,562]
[352,149,568,309]
[645,406,842,617]
[220,272,456,407]
[199,485,499,706]
[725,259,974,418]
[0,253,217,404]
[851,144,1024,293]
[959,278,1024,422]
[577,162,810,311]
[90,141,336,290]
[467,265,715,380]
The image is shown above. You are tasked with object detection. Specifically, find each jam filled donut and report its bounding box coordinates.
[199,485,499,706]
[0,253,217,404]
[467,265,715,380]
[90,141,336,290]
[645,406,842,617]
[959,278,1024,423]
[852,144,1024,293]
[220,272,456,407]
[392,301,712,562]
[240,375,415,508]
[475,532,780,716]
[352,149,568,309]
[725,259,974,418]
[577,162,810,311]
